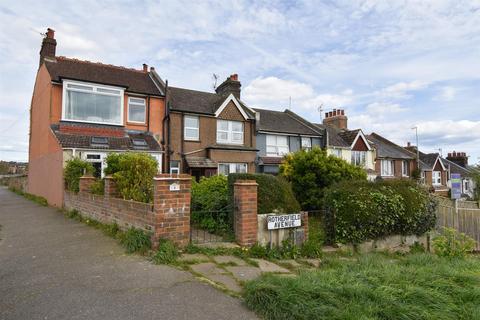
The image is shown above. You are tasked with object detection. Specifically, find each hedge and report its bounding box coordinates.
[324,179,437,244]
[228,173,301,215]
[64,158,94,192]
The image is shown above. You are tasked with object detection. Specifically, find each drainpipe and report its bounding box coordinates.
[147,96,150,133]
[162,80,170,173]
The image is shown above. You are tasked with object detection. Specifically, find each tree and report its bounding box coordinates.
[279,147,367,210]
[471,167,480,201]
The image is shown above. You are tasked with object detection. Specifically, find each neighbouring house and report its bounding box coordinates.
[166,74,257,179]
[367,133,417,179]
[28,28,165,207]
[253,108,325,174]
[314,109,376,180]
[444,151,476,198]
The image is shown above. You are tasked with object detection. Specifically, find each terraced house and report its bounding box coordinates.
[28,29,166,206]
[166,74,257,179]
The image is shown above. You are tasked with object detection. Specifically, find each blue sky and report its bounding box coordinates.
[1,0,479,164]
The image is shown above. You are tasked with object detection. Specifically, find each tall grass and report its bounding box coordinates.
[244,253,480,320]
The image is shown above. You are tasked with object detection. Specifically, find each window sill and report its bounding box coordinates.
[61,119,123,127]
[185,139,200,142]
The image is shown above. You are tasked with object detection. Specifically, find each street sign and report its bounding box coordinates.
[267,214,301,230]
[451,173,462,199]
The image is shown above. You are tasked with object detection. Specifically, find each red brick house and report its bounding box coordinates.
[28,29,166,206]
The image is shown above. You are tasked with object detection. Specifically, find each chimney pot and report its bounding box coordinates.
[230,74,238,81]
[46,28,55,39]
[325,112,329,118]
[407,142,411,147]
[143,63,148,73]
[150,66,155,71]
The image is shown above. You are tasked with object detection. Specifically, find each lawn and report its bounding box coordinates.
[244,253,480,320]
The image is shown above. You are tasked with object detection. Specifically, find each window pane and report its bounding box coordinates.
[97,88,121,95]
[129,104,146,122]
[267,146,277,154]
[129,97,145,104]
[277,136,288,146]
[266,135,276,145]
[236,163,247,173]
[218,164,229,175]
[66,90,121,124]
[185,128,199,139]
[278,146,289,155]
[301,137,311,147]
[218,132,228,141]
[185,116,199,128]
[232,132,243,142]
[67,83,93,91]
[231,121,243,132]
[218,120,228,131]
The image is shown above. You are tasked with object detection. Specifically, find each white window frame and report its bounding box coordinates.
[216,120,244,145]
[381,160,394,177]
[266,134,289,157]
[184,115,200,141]
[218,163,248,175]
[301,137,312,151]
[432,171,442,185]
[127,97,146,124]
[351,151,366,167]
[331,148,342,158]
[402,160,409,177]
[83,152,107,178]
[170,160,180,174]
[62,80,124,126]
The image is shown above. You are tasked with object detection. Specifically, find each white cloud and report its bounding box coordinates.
[366,102,407,115]
[378,80,429,99]
[438,86,457,101]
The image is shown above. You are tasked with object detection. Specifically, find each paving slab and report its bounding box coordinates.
[190,262,227,276]
[212,255,247,266]
[208,274,242,293]
[279,259,302,268]
[178,253,210,263]
[251,259,290,273]
[226,266,262,282]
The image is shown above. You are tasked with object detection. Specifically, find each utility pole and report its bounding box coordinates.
[412,126,420,171]
[317,104,324,123]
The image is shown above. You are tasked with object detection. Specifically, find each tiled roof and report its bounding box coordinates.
[367,133,415,160]
[419,152,440,169]
[442,158,472,176]
[253,108,323,136]
[338,129,360,146]
[168,86,254,118]
[185,156,217,168]
[45,57,164,96]
[313,123,349,147]
[51,123,161,152]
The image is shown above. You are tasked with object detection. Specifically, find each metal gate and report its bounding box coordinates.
[190,205,235,244]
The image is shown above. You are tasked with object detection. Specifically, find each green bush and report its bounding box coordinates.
[280,147,367,210]
[119,227,151,254]
[192,175,229,211]
[228,173,301,214]
[324,180,437,244]
[433,227,476,258]
[151,239,179,264]
[301,216,324,258]
[106,153,158,203]
[90,179,105,195]
[64,158,94,192]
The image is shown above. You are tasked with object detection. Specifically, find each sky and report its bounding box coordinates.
[1,0,479,164]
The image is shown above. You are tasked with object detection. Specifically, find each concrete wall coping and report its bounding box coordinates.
[234,179,258,186]
[153,174,192,181]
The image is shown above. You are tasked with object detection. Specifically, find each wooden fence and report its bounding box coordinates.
[435,196,480,251]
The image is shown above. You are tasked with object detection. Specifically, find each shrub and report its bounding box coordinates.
[151,239,179,264]
[192,175,229,211]
[433,227,476,258]
[301,215,324,258]
[106,153,158,203]
[228,173,301,214]
[64,158,94,192]
[280,147,367,210]
[90,179,105,195]
[119,227,151,254]
[324,180,437,244]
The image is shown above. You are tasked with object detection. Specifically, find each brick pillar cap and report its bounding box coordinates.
[234,179,258,186]
[154,173,192,181]
[80,175,95,179]
[104,175,114,179]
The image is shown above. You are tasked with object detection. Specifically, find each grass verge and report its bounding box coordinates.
[9,187,48,206]
[244,253,480,320]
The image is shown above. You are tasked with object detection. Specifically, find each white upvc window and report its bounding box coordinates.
[381,160,394,177]
[184,116,199,141]
[402,160,409,177]
[301,137,312,151]
[464,179,470,192]
[128,97,146,123]
[218,163,247,175]
[433,171,442,185]
[351,151,366,166]
[216,120,244,144]
[266,135,289,156]
[331,148,342,158]
[62,80,124,125]
[170,160,180,174]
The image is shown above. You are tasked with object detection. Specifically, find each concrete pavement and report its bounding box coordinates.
[0,187,257,320]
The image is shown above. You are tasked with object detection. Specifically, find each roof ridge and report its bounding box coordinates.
[284,109,323,135]
[170,85,217,96]
[56,56,146,74]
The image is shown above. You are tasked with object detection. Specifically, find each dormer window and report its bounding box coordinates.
[62,80,123,126]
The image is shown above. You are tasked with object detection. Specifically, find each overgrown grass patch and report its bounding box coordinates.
[151,239,179,264]
[9,187,48,206]
[244,253,480,320]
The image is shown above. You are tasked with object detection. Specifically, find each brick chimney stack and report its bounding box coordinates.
[39,28,57,68]
[323,108,347,130]
[143,63,148,73]
[215,74,241,99]
[447,151,469,168]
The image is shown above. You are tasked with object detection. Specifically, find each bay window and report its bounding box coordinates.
[63,80,123,125]
[218,163,247,175]
[266,135,289,156]
[381,160,394,176]
[184,116,199,141]
[128,97,146,123]
[301,137,312,151]
[433,171,442,185]
[217,120,243,144]
[351,151,366,166]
